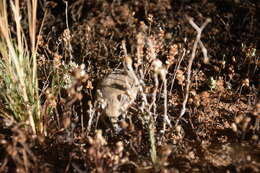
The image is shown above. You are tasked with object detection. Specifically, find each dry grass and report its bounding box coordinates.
[0,0,41,134]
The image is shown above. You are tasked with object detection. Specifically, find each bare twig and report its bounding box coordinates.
[122,40,159,164]
[199,40,208,60]
[170,48,186,93]
[122,40,148,106]
[63,0,73,60]
[176,16,211,126]
[147,37,172,131]
[151,58,172,131]
[87,101,95,134]
[163,73,171,130]
[150,73,158,118]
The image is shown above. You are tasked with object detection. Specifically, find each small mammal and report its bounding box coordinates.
[96,70,138,125]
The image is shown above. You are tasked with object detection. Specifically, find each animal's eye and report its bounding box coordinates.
[117,95,122,101]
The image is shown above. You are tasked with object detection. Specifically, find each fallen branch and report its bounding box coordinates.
[176,16,211,126]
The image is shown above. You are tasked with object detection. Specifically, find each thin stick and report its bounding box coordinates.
[150,73,158,118]
[63,0,73,60]
[122,41,148,106]
[170,48,186,93]
[163,76,171,131]
[176,17,211,126]
[87,101,95,134]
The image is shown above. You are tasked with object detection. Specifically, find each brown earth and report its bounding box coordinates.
[0,0,259,172]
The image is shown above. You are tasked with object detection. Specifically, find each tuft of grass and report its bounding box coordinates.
[0,0,41,134]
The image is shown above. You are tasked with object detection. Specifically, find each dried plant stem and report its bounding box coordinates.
[170,48,186,93]
[149,117,157,164]
[150,73,159,118]
[199,40,208,59]
[122,41,148,106]
[64,1,69,29]
[122,40,157,163]
[87,102,95,133]
[163,78,171,132]
[28,0,40,134]
[63,0,73,60]
[28,0,38,95]
[176,17,211,126]
[0,0,41,134]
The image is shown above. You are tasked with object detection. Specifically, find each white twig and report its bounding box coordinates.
[122,41,148,106]
[199,40,208,60]
[63,0,73,60]
[170,48,186,93]
[87,101,95,134]
[150,73,158,119]
[176,17,211,126]
[163,76,171,130]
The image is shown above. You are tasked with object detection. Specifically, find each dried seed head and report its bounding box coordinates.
[151,59,167,81]
[96,130,107,146]
[119,120,129,129]
[235,114,243,124]
[147,37,157,61]
[242,78,250,87]
[116,141,124,153]
[53,53,62,68]
[139,21,148,32]
[190,90,197,96]
[231,123,237,132]
[151,59,163,73]
[62,29,71,43]
[176,125,182,133]
[169,44,178,57]
[176,69,185,86]
[242,117,251,131]
[86,80,93,90]
[158,66,167,81]
[166,44,178,67]
[252,135,259,141]
[124,55,133,70]
[253,103,260,117]
[63,116,71,129]
[147,14,153,23]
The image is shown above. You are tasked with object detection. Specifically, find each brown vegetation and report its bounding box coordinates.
[0,0,259,172]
